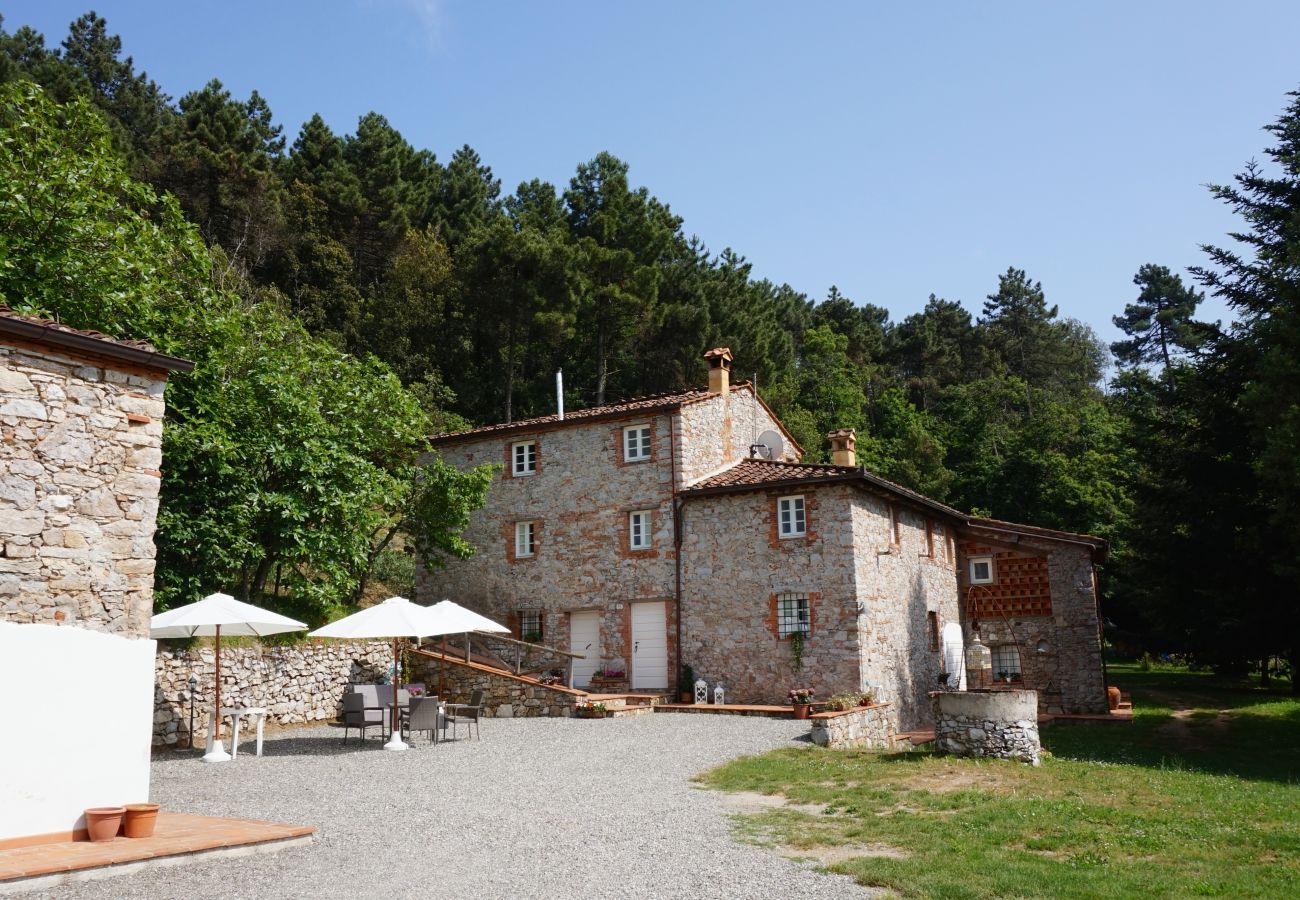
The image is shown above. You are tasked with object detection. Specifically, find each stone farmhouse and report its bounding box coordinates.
[0,307,191,843]
[419,348,1110,731]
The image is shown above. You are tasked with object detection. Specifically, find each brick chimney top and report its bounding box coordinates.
[704,347,733,395]
[827,428,857,467]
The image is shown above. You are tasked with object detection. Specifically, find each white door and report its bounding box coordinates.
[631,601,668,689]
[941,621,966,690]
[569,611,601,686]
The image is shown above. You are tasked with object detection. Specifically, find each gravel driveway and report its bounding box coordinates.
[47,714,874,899]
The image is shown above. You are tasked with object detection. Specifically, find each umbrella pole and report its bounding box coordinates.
[384,636,408,751]
[202,624,231,762]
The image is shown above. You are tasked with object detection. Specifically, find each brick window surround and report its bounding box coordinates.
[505,438,540,478]
[768,492,818,549]
[993,644,1022,679]
[504,519,541,563]
[519,609,543,641]
[777,495,806,538]
[765,592,821,638]
[622,423,653,463]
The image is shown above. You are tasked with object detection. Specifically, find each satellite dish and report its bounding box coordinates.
[757,429,784,460]
[941,622,966,690]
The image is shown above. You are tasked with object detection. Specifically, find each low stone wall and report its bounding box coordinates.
[933,689,1040,765]
[411,655,581,718]
[153,640,391,747]
[809,703,893,749]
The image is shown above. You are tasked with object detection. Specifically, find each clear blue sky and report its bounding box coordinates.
[7,1,1300,345]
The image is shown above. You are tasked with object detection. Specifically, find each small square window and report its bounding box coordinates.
[512,441,537,476]
[629,510,653,550]
[992,644,1022,680]
[514,521,536,558]
[778,495,806,538]
[777,592,811,638]
[520,610,543,642]
[969,556,994,584]
[623,425,652,462]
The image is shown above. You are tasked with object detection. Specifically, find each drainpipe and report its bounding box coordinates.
[670,414,683,692]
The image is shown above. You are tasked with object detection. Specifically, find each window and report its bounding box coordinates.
[969,556,994,584]
[623,424,652,462]
[891,505,901,545]
[776,592,811,638]
[933,521,946,561]
[778,495,806,538]
[628,510,653,550]
[512,440,537,476]
[927,611,940,651]
[992,644,1022,680]
[520,610,543,642]
[926,520,935,558]
[514,521,536,558]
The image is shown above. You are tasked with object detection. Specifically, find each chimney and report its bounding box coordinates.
[828,428,857,467]
[703,347,734,395]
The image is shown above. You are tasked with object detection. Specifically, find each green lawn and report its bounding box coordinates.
[698,665,1300,899]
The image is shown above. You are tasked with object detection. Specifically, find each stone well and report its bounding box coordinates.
[933,689,1041,765]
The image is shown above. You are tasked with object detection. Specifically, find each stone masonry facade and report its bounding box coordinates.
[0,318,188,639]
[418,348,1111,731]
[421,380,792,692]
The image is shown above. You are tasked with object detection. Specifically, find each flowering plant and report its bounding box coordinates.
[409,687,424,697]
[788,688,815,704]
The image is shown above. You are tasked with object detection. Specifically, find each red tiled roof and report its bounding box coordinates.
[0,306,193,372]
[431,384,746,442]
[685,458,861,490]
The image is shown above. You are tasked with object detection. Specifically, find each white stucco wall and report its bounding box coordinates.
[0,621,155,840]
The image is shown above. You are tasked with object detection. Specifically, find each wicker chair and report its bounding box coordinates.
[405,695,443,744]
[342,692,383,744]
[443,689,485,741]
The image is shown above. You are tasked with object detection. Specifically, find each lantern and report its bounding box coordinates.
[965,633,992,690]
[694,678,708,705]
[713,684,726,705]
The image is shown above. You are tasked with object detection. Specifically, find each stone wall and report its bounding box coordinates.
[852,493,961,731]
[957,528,1107,715]
[809,703,893,749]
[419,409,679,690]
[410,655,581,718]
[152,640,391,746]
[675,385,796,485]
[934,689,1041,765]
[1,342,167,638]
[679,483,863,705]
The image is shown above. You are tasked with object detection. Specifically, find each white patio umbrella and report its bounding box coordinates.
[150,592,307,762]
[308,596,446,751]
[424,599,511,698]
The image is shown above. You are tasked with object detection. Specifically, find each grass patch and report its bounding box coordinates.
[699,665,1300,898]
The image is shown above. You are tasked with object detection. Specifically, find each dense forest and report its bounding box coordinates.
[0,13,1296,684]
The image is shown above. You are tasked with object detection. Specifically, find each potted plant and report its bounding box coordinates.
[788,688,815,719]
[574,700,608,719]
[678,664,695,703]
[123,803,161,839]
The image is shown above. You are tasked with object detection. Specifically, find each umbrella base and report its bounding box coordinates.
[202,742,231,763]
[383,735,408,752]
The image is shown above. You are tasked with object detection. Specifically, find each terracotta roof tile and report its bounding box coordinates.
[685,458,861,490]
[431,385,746,442]
[0,306,159,352]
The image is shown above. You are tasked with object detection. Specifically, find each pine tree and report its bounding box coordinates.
[1112,263,1210,380]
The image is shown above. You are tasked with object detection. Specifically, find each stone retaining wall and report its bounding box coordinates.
[153,640,391,746]
[933,689,1040,765]
[809,703,893,749]
[410,655,580,718]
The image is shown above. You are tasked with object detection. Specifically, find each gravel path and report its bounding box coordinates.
[47,715,874,899]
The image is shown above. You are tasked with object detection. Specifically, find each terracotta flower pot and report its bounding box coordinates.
[123,803,160,839]
[84,807,125,843]
[1107,686,1121,711]
[793,703,812,720]
[679,691,693,703]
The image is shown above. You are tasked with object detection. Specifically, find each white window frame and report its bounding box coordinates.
[628,510,653,550]
[969,555,994,584]
[514,521,536,558]
[512,440,537,476]
[778,495,806,538]
[623,424,652,462]
[776,592,811,638]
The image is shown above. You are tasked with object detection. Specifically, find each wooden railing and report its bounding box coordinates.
[420,631,586,686]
